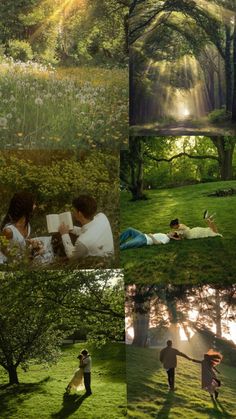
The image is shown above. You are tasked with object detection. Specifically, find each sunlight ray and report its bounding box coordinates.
[29,0,87,41]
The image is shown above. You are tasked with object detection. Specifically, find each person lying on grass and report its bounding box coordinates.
[59,194,114,260]
[191,350,223,400]
[120,227,179,250]
[169,210,222,240]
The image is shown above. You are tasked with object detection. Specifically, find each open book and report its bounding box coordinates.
[46,211,73,234]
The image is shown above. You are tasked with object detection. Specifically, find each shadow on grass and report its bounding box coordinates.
[0,377,50,417]
[155,391,187,418]
[215,399,233,418]
[155,391,175,418]
[127,347,162,403]
[193,397,233,419]
[51,393,88,418]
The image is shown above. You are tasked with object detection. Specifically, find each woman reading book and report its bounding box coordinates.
[58,194,114,260]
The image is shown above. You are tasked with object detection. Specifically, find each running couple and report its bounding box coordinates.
[0,192,114,264]
[120,210,222,250]
[160,340,222,400]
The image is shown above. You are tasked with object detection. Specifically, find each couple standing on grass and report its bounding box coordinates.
[66,349,92,396]
[0,192,114,264]
[160,340,223,400]
[120,210,222,250]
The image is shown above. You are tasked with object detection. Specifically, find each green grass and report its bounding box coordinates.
[127,346,236,418]
[121,181,236,283]
[0,342,126,418]
[0,58,128,149]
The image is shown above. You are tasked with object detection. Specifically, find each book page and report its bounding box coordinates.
[46,214,59,233]
[59,212,73,231]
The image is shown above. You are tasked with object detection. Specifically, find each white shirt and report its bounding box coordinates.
[61,212,114,259]
[145,233,170,245]
[82,356,92,373]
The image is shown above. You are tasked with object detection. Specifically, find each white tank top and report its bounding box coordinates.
[4,223,31,247]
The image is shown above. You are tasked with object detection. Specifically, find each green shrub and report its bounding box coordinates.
[0,43,5,59]
[8,40,34,62]
[208,108,231,123]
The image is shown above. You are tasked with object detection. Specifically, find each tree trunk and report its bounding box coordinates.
[210,137,235,180]
[204,69,215,111]
[132,311,150,347]
[129,52,136,126]
[132,285,151,347]
[123,13,129,55]
[8,365,19,385]
[215,289,222,338]
[217,54,224,108]
[219,148,234,180]
[225,25,233,112]
[129,137,146,200]
[232,14,236,121]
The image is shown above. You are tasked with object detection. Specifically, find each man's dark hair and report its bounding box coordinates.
[81,349,89,356]
[167,340,172,347]
[170,219,179,228]
[72,195,97,219]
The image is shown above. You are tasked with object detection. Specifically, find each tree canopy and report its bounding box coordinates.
[130,0,236,126]
[0,0,128,66]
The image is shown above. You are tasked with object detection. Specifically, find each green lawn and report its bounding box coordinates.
[121,181,236,284]
[127,346,236,418]
[0,343,126,418]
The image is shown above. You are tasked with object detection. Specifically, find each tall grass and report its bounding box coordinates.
[0,58,128,149]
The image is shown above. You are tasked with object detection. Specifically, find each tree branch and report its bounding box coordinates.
[144,151,219,163]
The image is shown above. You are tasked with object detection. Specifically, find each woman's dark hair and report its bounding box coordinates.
[72,195,97,219]
[1,191,35,230]
[170,219,179,227]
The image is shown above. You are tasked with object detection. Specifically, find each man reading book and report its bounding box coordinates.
[58,195,114,260]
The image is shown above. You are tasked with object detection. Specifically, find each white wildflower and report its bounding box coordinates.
[35,97,43,106]
[0,117,8,128]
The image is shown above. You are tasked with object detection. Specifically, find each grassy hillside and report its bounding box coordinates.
[127,346,236,418]
[121,181,236,283]
[0,343,126,419]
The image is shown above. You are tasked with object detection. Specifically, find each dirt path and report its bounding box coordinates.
[131,119,236,136]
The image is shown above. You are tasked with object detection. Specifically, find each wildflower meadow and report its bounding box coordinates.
[0,58,128,149]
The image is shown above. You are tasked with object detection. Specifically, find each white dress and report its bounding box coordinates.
[68,366,84,391]
[0,223,30,264]
[176,224,222,240]
[0,224,54,264]
[185,227,222,240]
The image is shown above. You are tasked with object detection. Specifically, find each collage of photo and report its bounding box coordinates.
[0,1,236,418]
